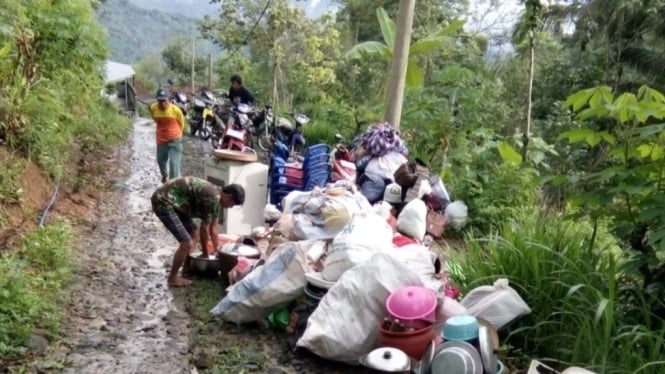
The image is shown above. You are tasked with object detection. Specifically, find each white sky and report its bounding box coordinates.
[466,0,522,35]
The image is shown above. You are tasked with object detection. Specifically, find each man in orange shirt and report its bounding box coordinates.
[150,88,185,183]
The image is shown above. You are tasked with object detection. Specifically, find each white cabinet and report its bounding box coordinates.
[203,156,268,235]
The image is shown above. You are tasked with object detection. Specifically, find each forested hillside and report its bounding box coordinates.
[96,0,216,64]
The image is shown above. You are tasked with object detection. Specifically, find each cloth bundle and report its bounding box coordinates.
[362,123,407,157]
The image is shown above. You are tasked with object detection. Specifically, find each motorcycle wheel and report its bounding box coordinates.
[291,143,304,156]
[245,133,253,149]
[257,133,272,152]
[200,119,213,141]
[190,121,199,136]
[199,127,211,141]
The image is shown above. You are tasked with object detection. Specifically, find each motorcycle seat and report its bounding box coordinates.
[276,117,293,129]
[225,128,246,140]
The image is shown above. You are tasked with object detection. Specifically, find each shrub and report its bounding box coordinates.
[0,0,130,181]
[447,160,541,235]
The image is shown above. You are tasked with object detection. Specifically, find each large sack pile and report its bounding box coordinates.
[207,124,532,367]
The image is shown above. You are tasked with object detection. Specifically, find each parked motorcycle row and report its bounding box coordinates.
[163,83,310,157]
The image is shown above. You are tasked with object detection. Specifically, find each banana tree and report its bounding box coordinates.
[345,7,463,88]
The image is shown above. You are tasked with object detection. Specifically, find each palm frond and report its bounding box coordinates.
[619,46,665,78]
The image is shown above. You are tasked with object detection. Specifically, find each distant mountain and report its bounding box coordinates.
[97,0,337,65]
[97,0,217,64]
[126,0,338,20]
[126,0,219,20]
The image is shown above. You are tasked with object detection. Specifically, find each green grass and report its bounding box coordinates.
[449,210,665,373]
[0,156,26,224]
[303,122,342,147]
[0,221,75,358]
[186,278,269,373]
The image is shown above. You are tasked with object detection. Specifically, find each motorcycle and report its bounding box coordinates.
[189,90,217,140]
[215,101,272,151]
[259,111,309,156]
[166,79,188,116]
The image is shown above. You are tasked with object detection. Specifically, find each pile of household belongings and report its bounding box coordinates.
[209,124,534,366]
[349,122,466,239]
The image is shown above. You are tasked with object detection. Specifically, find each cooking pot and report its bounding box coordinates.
[377,323,436,360]
[430,341,483,374]
[188,252,221,278]
[217,243,261,286]
[359,347,412,373]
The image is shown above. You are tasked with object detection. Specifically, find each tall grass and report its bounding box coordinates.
[450,210,665,373]
[0,221,74,357]
[303,122,342,147]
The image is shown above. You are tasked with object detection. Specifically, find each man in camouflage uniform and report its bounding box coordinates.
[151,176,245,287]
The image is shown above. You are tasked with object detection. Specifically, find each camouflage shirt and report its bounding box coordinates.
[152,177,221,223]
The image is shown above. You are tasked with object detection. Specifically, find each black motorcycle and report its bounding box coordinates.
[259,112,309,156]
[170,91,188,116]
[166,79,188,116]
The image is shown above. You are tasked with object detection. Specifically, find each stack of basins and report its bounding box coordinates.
[431,315,504,374]
[376,286,504,374]
[377,286,438,360]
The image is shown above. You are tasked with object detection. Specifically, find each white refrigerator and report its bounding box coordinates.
[203,157,268,236]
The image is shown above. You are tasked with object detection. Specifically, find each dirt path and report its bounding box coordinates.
[46,119,191,373]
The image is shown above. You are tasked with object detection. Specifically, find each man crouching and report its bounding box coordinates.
[151,176,245,287]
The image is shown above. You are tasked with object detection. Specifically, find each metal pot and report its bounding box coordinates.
[359,347,412,373]
[188,252,221,278]
[217,244,261,286]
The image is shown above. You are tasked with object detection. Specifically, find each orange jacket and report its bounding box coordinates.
[149,102,185,144]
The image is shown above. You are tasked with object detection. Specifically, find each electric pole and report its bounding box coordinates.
[384,0,416,130]
[191,34,195,94]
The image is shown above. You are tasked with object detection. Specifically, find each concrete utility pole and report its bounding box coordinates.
[191,34,196,93]
[384,0,416,130]
[208,54,213,89]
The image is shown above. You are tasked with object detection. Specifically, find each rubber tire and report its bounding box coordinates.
[200,118,213,141]
[258,134,271,152]
[292,143,304,156]
[190,121,199,136]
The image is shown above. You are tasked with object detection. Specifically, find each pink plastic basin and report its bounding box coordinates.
[386,286,438,323]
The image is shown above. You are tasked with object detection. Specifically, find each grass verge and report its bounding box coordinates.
[185,278,269,373]
[0,221,75,359]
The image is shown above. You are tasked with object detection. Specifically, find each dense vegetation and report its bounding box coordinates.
[137,0,664,371]
[0,0,129,357]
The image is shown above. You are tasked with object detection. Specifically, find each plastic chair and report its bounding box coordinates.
[304,152,330,167]
[304,161,330,174]
[304,144,330,158]
[304,170,331,191]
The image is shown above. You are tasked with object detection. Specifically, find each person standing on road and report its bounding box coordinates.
[149,88,185,184]
[151,177,245,287]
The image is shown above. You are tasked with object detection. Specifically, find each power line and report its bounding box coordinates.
[221,0,273,62]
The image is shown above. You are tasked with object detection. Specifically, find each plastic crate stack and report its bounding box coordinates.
[270,144,331,210]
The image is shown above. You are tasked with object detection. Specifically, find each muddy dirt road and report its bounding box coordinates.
[45,119,191,374]
[36,119,362,374]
